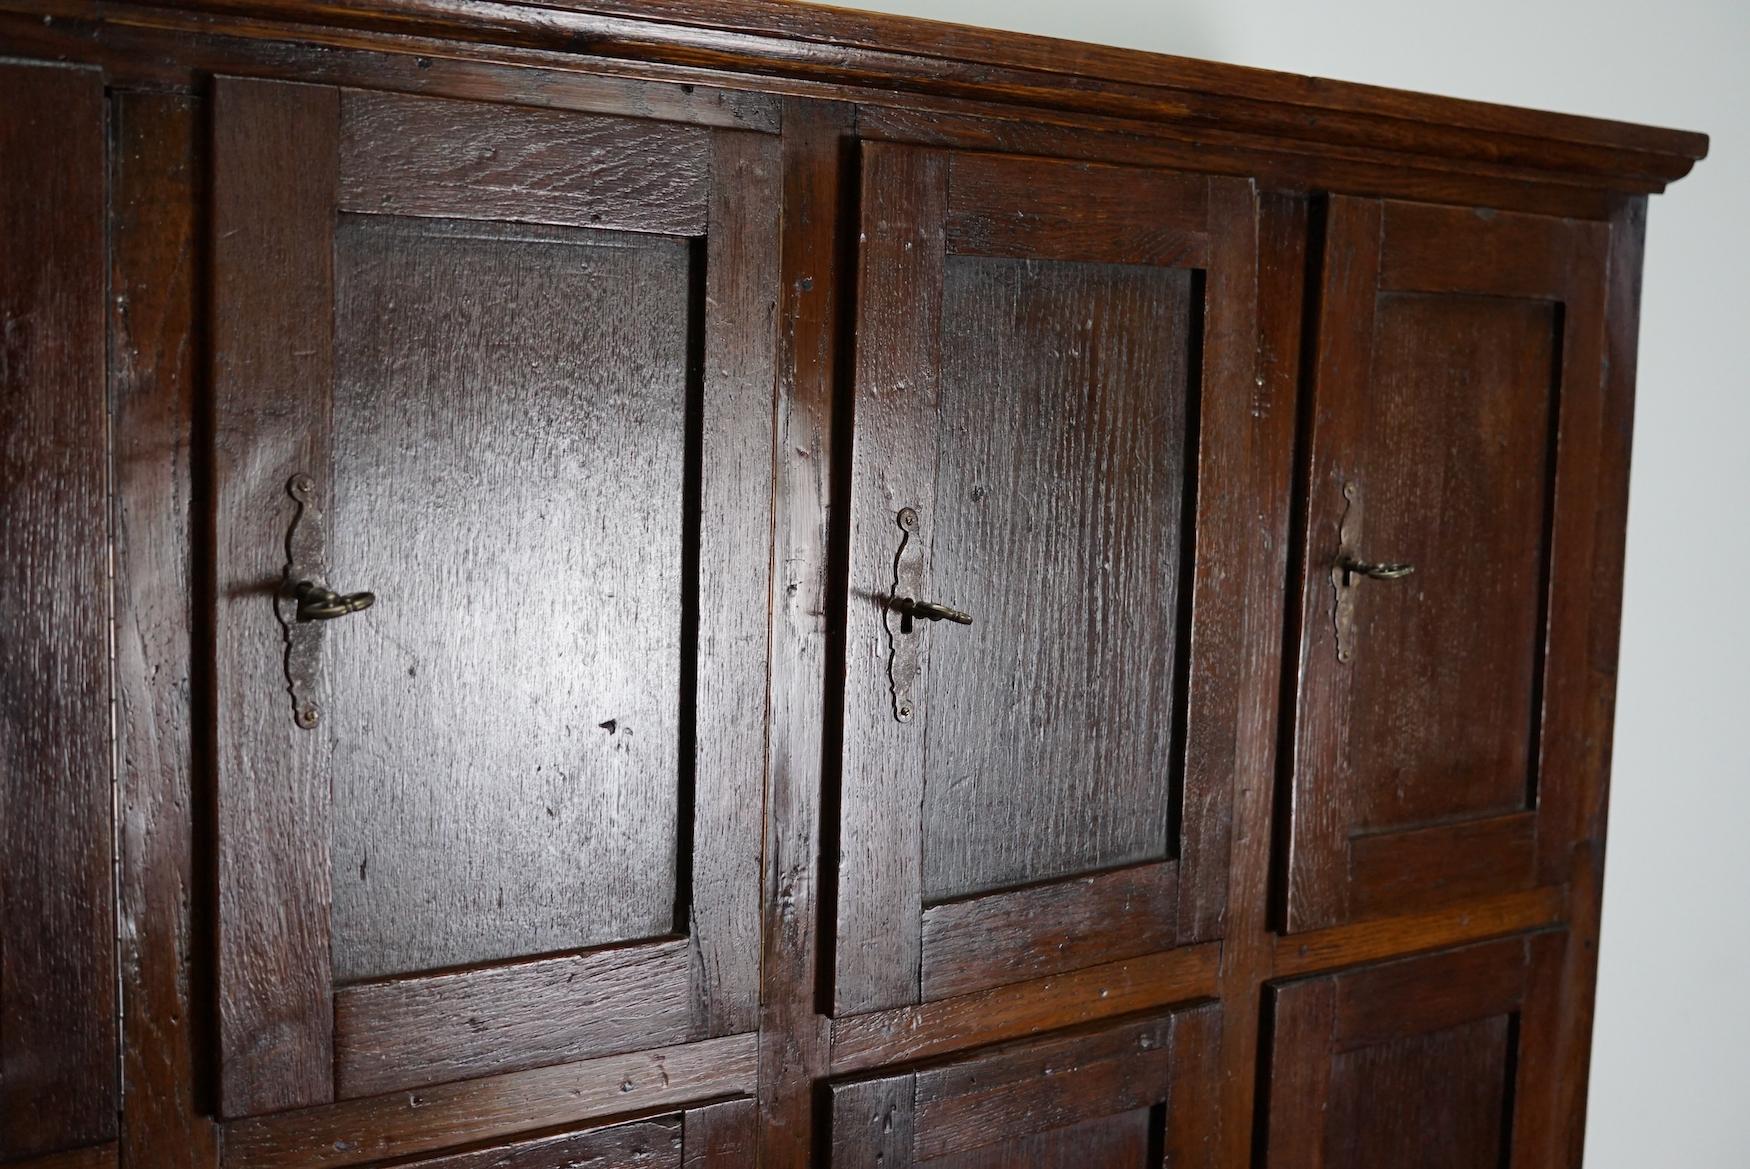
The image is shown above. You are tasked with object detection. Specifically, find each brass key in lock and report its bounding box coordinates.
[293,581,376,621]
[893,597,973,625]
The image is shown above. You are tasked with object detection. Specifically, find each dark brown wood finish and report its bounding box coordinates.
[830,1005,1219,1167]
[754,96,852,1169]
[210,75,778,1119]
[210,74,340,1115]
[111,88,221,1169]
[0,3,1702,1167]
[1263,933,1568,1168]
[220,1033,755,1169]
[832,148,1256,1015]
[1282,195,1614,934]
[0,59,117,1161]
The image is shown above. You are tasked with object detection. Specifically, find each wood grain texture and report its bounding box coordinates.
[945,152,1209,265]
[921,252,1190,901]
[1274,885,1566,978]
[688,128,781,1038]
[1325,1016,1512,1169]
[754,98,851,1169]
[385,1119,682,1169]
[1282,193,1610,934]
[910,1016,1176,1162]
[831,1005,1218,1167]
[392,1120,682,1169]
[831,943,1219,1074]
[680,1098,756,1168]
[1173,175,1271,943]
[110,89,222,1169]
[334,939,693,1098]
[1341,291,1554,826]
[829,1075,915,1169]
[859,99,1634,222]
[339,89,712,234]
[1547,197,1649,1169]
[1163,999,1224,1169]
[0,59,114,1161]
[1209,188,1309,1169]
[1379,200,1594,299]
[221,1034,756,1169]
[38,0,1707,186]
[326,213,690,983]
[4,1146,119,1169]
[210,74,339,1116]
[1262,934,1568,1169]
[0,6,1688,1163]
[918,1110,1151,1169]
[833,141,946,1014]
[1348,812,1538,921]
[919,863,1177,1001]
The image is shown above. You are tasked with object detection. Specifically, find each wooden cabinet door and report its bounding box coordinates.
[829,1005,1220,1168]
[1264,934,1567,1168]
[1282,197,1613,932]
[832,146,1263,1013]
[210,79,777,1117]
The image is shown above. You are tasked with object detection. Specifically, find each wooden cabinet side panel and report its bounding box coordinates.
[0,58,117,1159]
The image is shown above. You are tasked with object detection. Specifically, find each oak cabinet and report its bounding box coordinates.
[0,2,1704,1167]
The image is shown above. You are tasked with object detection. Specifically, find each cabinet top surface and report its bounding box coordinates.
[15,0,1708,188]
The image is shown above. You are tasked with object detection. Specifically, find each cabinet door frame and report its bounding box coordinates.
[1281,195,1612,933]
[1265,932,1568,1168]
[829,1004,1221,1168]
[211,77,778,1116]
[831,144,1263,1015]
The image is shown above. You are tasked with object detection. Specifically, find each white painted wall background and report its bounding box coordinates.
[837,1,1750,1163]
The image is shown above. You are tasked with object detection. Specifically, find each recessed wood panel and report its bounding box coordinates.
[329,214,695,982]
[921,254,1193,902]
[1343,291,1556,832]
[1264,934,1566,1169]
[1326,1017,1513,1169]
[918,1109,1152,1169]
[829,1006,1217,1168]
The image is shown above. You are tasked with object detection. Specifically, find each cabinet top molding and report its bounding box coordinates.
[5,0,1707,189]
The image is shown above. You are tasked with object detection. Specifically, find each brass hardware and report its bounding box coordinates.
[1337,556,1415,584]
[884,507,971,723]
[1330,481,1414,665]
[294,581,376,621]
[894,597,973,625]
[278,473,374,729]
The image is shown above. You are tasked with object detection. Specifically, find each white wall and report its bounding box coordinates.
[837,1,1750,1163]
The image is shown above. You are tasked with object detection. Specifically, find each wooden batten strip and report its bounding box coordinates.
[919,862,1180,1001]
[1273,884,1567,978]
[333,938,695,1099]
[221,1033,757,1169]
[830,942,1220,1074]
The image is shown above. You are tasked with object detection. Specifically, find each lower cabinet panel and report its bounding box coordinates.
[358,1099,753,1169]
[829,1005,1221,1168]
[1263,933,1568,1168]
